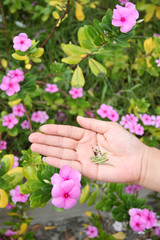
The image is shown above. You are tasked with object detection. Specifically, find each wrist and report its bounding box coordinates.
[138,145,160,192]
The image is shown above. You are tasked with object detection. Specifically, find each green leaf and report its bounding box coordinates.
[23,166,38,180]
[88,58,107,77]
[87,191,97,206]
[26,179,44,191]
[40,193,51,203]
[93,19,103,35]
[7,127,18,137]
[20,182,31,194]
[61,43,88,56]
[71,66,85,88]
[100,9,113,32]
[61,55,82,64]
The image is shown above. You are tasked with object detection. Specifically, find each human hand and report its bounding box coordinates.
[29,116,148,185]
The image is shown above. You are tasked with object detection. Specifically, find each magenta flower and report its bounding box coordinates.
[51,165,81,188]
[12,103,25,117]
[45,83,59,93]
[107,109,119,122]
[153,33,160,38]
[69,87,83,99]
[7,69,24,82]
[12,156,19,169]
[155,57,160,67]
[5,230,17,237]
[21,120,30,129]
[97,104,113,118]
[125,185,134,194]
[6,202,16,209]
[0,76,20,96]
[2,114,18,129]
[141,209,157,229]
[84,226,98,239]
[134,124,144,136]
[51,179,81,209]
[10,185,30,203]
[129,208,143,218]
[129,215,146,232]
[112,2,139,33]
[155,226,160,236]
[118,0,129,5]
[86,110,95,118]
[132,184,143,191]
[13,33,32,52]
[151,115,160,128]
[0,140,7,150]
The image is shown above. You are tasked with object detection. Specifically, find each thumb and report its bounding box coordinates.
[76,116,112,134]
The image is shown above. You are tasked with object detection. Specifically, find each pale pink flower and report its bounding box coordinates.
[69,87,83,99]
[118,0,129,5]
[45,83,58,93]
[5,230,17,237]
[84,226,98,239]
[13,33,32,52]
[129,215,146,232]
[10,185,30,203]
[128,123,137,133]
[107,109,119,122]
[135,124,144,136]
[51,179,81,209]
[112,2,139,33]
[38,111,49,124]
[12,156,19,169]
[0,76,20,96]
[21,120,30,129]
[120,116,129,128]
[31,111,41,123]
[153,33,160,38]
[2,114,18,129]
[126,114,138,123]
[6,202,16,209]
[12,103,25,117]
[155,226,160,236]
[140,114,151,125]
[7,69,24,82]
[129,208,142,218]
[132,184,143,191]
[97,104,113,118]
[151,115,160,128]
[0,140,7,150]
[141,209,157,229]
[125,185,134,194]
[51,165,81,188]
[155,57,160,67]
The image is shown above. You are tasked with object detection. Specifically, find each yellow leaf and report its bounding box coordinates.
[12,53,28,61]
[71,66,85,88]
[18,223,28,235]
[8,212,19,216]
[85,211,92,217]
[144,10,154,22]
[144,37,155,54]
[62,56,82,64]
[146,56,152,67]
[2,154,14,170]
[49,1,63,7]
[90,3,96,8]
[7,167,23,175]
[75,2,85,21]
[156,6,160,19]
[34,48,44,58]
[52,11,60,19]
[8,99,21,107]
[112,231,126,240]
[25,64,32,69]
[44,226,56,230]
[0,189,8,208]
[1,58,7,68]
[18,237,23,240]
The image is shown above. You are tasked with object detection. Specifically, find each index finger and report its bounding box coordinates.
[39,124,85,140]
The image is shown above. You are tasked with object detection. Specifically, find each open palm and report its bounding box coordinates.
[29,116,147,184]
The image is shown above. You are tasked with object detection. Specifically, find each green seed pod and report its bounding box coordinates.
[79,184,90,204]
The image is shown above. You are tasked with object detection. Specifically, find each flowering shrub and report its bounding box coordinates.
[0,0,160,239]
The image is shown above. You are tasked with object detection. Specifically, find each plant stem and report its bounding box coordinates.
[0,0,9,67]
[22,102,33,133]
[40,0,70,48]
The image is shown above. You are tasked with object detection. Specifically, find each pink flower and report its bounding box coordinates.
[151,115,160,128]
[129,208,143,218]
[21,120,30,129]
[12,156,19,169]
[126,114,138,123]
[13,33,32,52]
[129,215,146,232]
[6,202,16,209]
[140,114,151,125]
[51,165,81,188]
[141,209,157,229]
[38,111,49,124]
[155,57,160,67]
[118,0,129,5]
[85,226,98,239]
[132,184,143,191]
[86,110,95,118]
[97,104,113,118]
[31,111,41,123]
[112,2,139,33]
[51,179,81,209]
[125,185,134,194]
[107,109,119,122]
[69,87,83,99]
[12,103,25,117]
[0,76,20,96]
[153,33,160,38]
[10,185,30,203]
[155,226,160,236]
[2,114,18,129]
[134,124,144,136]
[7,69,24,82]
[120,116,129,128]
[45,83,58,93]
[5,230,17,237]
[0,140,7,150]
